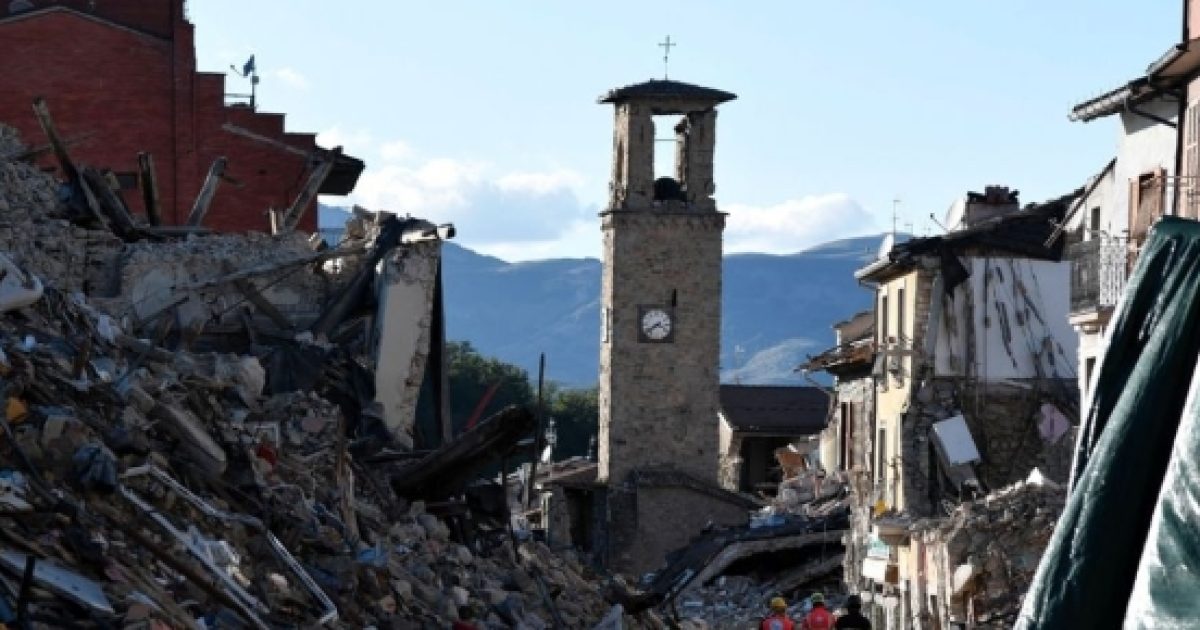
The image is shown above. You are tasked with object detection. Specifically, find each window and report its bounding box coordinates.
[897,287,906,344]
[880,294,889,345]
[844,403,856,470]
[839,403,849,470]
[1090,206,1102,234]
[877,427,887,484]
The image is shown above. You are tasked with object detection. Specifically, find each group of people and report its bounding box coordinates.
[761,593,872,630]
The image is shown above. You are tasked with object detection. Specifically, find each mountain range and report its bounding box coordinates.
[321,206,881,387]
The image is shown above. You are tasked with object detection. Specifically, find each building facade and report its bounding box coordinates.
[802,309,877,597]
[847,189,1081,629]
[0,0,361,234]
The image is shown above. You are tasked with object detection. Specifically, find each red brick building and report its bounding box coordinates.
[0,0,361,233]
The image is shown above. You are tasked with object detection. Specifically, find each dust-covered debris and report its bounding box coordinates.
[0,124,659,629]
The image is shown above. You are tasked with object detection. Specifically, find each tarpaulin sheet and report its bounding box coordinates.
[1123,349,1200,626]
[1016,217,1200,629]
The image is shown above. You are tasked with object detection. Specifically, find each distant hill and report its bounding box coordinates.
[320,205,882,386]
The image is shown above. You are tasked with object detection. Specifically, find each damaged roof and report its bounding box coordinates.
[598,79,737,106]
[719,385,829,435]
[800,339,876,375]
[319,150,365,196]
[857,190,1080,283]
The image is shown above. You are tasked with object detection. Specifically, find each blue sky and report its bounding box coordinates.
[192,1,1177,261]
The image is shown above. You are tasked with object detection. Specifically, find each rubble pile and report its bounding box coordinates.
[0,125,124,295]
[631,462,850,628]
[750,468,848,529]
[914,470,1066,629]
[0,126,649,628]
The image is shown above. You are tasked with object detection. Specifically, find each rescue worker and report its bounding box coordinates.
[761,596,795,630]
[835,595,872,630]
[801,592,833,630]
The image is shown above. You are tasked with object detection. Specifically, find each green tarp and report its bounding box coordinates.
[1016,217,1200,629]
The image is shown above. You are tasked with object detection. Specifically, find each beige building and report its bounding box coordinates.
[847,189,1081,629]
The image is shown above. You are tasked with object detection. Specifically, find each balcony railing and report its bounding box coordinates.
[1068,237,1127,314]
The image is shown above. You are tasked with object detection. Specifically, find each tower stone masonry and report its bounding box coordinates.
[595,79,748,573]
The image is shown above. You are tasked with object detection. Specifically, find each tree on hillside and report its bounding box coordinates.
[446,341,534,434]
[417,342,598,461]
[545,385,598,460]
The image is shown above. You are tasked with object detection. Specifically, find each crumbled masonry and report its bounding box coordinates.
[0,125,662,628]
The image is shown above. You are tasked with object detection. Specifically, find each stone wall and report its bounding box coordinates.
[598,210,725,486]
[909,478,1065,629]
[899,378,1077,518]
[838,375,876,593]
[609,482,748,575]
[95,231,330,331]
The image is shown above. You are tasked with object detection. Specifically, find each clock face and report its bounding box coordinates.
[641,308,673,341]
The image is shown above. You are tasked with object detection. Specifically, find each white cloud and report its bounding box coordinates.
[379,140,414,163]
[328,128,878,262]
[346,142,594,256]
[316,126,373,155]
[724,193,882,254]
[496,170,586,195]
[273,67,310,90]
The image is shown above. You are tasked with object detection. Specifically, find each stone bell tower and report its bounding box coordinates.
[596,79,745,573]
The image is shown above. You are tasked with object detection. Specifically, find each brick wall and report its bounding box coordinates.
[0,2,320,234]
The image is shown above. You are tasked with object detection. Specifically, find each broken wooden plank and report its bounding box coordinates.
[390,406,536,500]
[73,167,112,231]
[186,156,227,227]
[80,167,140,240]
[222,260,293,331]
[30,96,78,181]
[137,152,162,227]
[114,333,177,364]
[280,147,341,232]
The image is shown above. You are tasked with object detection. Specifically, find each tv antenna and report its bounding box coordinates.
[228,54,260,109]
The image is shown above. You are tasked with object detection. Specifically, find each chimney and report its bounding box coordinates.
[963,186,1020,227]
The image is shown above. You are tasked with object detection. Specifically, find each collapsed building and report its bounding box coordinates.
[0,117,677,628]
[805,187,1081,629]
[0,0,364,234]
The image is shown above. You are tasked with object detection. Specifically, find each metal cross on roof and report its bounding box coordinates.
[659,36,676,79]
